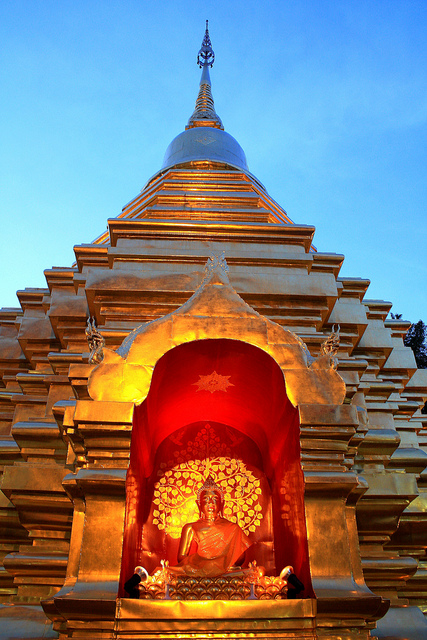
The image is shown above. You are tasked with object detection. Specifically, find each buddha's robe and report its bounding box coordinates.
[173,517,252,577]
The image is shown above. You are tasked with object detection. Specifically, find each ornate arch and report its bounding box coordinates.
[88,255,346,408]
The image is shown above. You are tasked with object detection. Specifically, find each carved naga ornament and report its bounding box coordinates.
[85,317,105,365]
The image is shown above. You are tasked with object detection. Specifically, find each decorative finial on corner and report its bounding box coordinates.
[204,252,229,276]
[85,317,105,365]
[197,20,215,68]
[198,252,230,287]
[320,324,341,370]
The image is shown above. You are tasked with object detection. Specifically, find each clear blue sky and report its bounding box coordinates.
[1,0,426,322]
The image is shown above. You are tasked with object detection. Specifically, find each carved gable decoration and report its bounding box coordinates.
[88,257,346,407]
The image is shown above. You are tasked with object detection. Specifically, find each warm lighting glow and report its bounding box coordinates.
[152,424,262,538]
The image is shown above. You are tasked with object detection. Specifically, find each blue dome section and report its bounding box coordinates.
[161,127,249,172]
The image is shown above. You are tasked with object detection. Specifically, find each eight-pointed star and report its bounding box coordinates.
[193,371,234,394]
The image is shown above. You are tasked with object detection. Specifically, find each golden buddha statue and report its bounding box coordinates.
[169,476,252,578]
[124,476,305,600]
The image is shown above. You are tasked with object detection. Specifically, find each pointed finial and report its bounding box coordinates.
[187,21,223,130]
[197,20,215,68]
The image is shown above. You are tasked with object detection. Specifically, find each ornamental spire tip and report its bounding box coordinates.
[197,19,215,68]
[186,21,223,129]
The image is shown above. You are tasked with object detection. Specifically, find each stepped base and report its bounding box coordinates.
[115,598,317,640]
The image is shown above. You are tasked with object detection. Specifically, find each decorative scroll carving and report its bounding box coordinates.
[204,251,229,277]
[85,317,105,364]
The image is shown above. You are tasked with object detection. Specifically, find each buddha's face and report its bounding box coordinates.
[198,489,222,520]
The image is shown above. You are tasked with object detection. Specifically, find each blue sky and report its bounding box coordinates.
[1,0,426,322]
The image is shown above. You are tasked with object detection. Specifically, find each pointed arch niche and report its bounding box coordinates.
[86,260,346,600]
[120,337,312,594]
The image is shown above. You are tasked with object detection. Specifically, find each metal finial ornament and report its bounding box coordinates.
[187,20,223,130]
[197,20,215,68]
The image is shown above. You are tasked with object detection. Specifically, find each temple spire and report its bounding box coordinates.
[197,20,215,68]
[186,21,223,130]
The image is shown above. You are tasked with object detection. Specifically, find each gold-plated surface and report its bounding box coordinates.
[115,598,317,639]
[88,257,347,408]
[138,572,288,601]
[0,191,425,640]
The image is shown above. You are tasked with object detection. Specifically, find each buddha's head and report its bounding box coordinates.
[197,476,224,519]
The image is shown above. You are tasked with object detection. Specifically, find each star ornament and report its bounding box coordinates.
[193,371,234,394]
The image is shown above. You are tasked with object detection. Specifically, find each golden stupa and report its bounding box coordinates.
[0,22,426,640]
